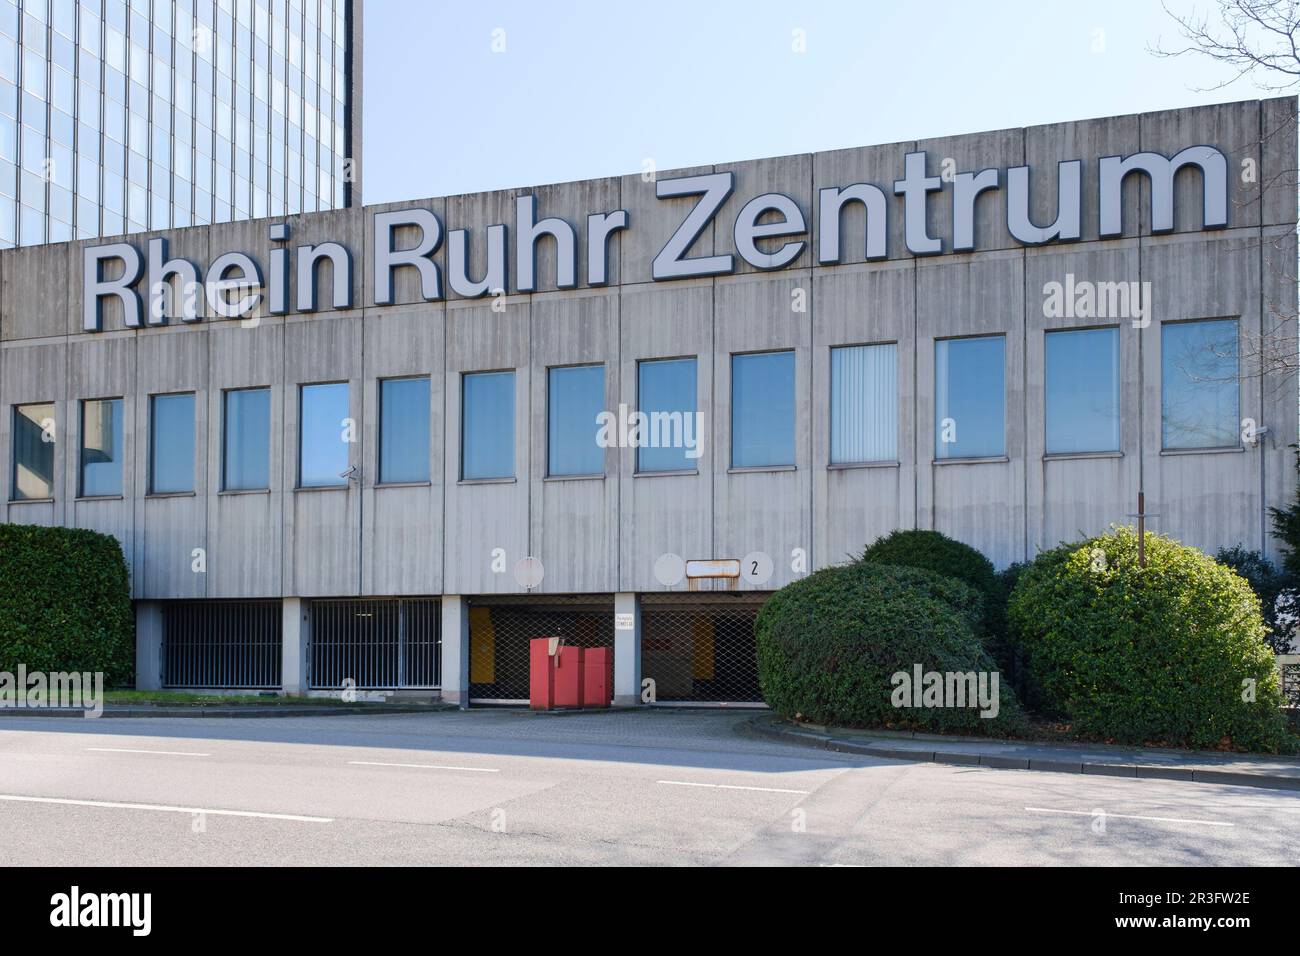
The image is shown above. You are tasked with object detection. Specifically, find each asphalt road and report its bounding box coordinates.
[0,709,1294,866]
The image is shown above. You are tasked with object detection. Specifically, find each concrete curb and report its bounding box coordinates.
[747,716,1300,793]
[0,704,455,719]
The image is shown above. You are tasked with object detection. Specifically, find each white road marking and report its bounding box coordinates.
[86,747,210,757]
[348,760,500,773]
[0,794,332,823]
[1025,806,1234,828]
[657,780,810,795]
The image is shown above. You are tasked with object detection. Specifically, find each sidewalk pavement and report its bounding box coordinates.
[747,714,1300,792]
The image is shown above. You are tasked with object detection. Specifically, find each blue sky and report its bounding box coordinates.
[362,0,1282,204]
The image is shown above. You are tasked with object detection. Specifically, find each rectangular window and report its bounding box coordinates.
[80,397,124,497]
[223,387,270,491]
[462,370,514,480]
[378,376,429,484]
[731,351,795,468]
[1161,318,1239,450]
[637,357,698,473]
[149,392,195,493]
[547,364,604,477]
[1045,328,1120,454]
[935,335,1005,459]
[299,382,349,488]
[11,402,54,500]
[830,344,897,464]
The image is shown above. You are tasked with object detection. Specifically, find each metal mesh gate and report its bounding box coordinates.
[1282,658,1300,707]
[309,598,441,689]
[640,594,769,704]
[468,595,615,703]
[162,600,283,689]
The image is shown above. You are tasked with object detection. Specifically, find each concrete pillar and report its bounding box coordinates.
[613,592,642,707]
[134,602,163,691]
[440,595,470,708]
[282,598,308,696]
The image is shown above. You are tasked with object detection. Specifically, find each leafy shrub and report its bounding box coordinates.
[755,561,1023,736]
[1270,446,1300,579]
[860,529,1015,666]
[989,561,1032,698]
[0,524,133,684]
[1215,546,1294,653]
[1009,526,1292,752]
[860,529,998,603]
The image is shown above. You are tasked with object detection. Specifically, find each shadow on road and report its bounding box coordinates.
[0,708,880,776]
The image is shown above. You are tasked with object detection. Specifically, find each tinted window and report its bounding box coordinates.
[80,397,123,496]
[1161,319,1239,450]
[150,392,195,493]
[299,382,349,487]
[379,377,430,484]
[1045,328,1119,454]
[637,357,698,473]
[462,370,515,480]
[731,351,795,468]
[11,402,54,499]
[223,387,270,491]
[935,336,1004,459]
[547,364,604,477]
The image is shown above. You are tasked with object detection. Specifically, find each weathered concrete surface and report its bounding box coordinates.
[0,97,1293,601]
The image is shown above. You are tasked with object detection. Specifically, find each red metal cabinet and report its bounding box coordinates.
[529,638,612,710]
[582,647,612,708]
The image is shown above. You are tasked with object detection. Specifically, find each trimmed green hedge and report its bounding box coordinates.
[860,528,1012,657]
[755,561,1023,735]
[0,523,133,684]
[860,529,999,602]
[1008,526,1292,752]
[1215,546,1293,653]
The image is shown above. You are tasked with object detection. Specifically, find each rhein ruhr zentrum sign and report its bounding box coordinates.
[81,145,1229,330]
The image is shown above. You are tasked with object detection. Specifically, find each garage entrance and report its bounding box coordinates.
[467,595,615,704]
[640,593,768,705]
[162,599,283,689]
[308,598,441,690]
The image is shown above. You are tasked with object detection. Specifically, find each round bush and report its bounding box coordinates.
[860,529,998,602]
[860,529,1011,662]
[755,561,1023,735]
[0,524,133,685]
[1009,526,1292,752]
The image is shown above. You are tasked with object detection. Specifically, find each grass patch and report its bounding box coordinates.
[102,690,358,706]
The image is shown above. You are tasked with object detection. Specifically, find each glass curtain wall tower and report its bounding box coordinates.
[0,0,360,247]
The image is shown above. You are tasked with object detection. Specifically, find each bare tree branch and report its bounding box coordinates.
[1152,1,1300,91]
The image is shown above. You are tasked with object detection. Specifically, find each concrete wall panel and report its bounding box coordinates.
[361,305,444,595]
[1142,230,1269,558]
[916,250,1026,567]
[0,98,1289,602]
[812,259,917,567]
[529,289,619,593]
[713,272,812,592]
[618,280,714,591]
[1024,241,1141,557]
[283,313,363,596]
[443,298,530,594]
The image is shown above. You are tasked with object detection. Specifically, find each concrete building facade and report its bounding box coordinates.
[0,97,1294,705]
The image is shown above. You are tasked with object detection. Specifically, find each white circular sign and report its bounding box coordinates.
[741,551,773,586]
[514,556,545,589]
[653,552,686,587]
